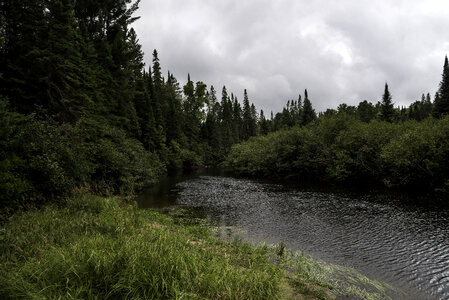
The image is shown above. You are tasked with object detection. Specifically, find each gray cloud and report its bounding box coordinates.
[133,0,449,113]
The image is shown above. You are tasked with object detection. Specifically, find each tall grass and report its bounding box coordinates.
[0,195,283,299]
[0,195,399,299]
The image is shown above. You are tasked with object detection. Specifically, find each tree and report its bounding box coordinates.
[204,86,221,156]
[232,97,242,142]
[259,109,270,135]
[380,83,394,122]
[433,56,449,117]
[220,86,233,151]
[250,103,258,136]
[357,100,376,122]
[242,89,251,139]
[301,89,316,125]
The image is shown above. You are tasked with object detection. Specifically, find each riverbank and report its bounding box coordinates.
[1,195,397,299]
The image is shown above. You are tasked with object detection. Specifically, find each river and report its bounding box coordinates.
[137,170,449,300]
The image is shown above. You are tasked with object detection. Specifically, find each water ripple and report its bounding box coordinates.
[162,175,449,299]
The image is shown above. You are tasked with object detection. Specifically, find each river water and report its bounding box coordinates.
[137,171,449,300]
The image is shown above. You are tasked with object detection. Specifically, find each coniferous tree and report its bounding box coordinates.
[380,83,394,122]
[250,103,258,136]
[165,72,184,144]
[204,86,221,156]
[242,89,255,139]
[151,50,165,130]
[220,86,233,152]
[433,56,449,117]
[0,0,48,113]
[259,110,270,135]
[301,89,316,125]
[232,97,242,142]
[182,74,196,147]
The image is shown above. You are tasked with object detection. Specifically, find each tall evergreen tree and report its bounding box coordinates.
[433,56,449,117]
[242,89,255,139]
[165,72,184,143]
[204,86,221,156]
[232,97,242,142]
[250,103,258,136]
[220,86,233,151]
[259,110,270,135]
[380,83,394,122]
[301,89,316,125]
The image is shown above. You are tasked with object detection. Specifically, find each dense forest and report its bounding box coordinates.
[0,0,265,209]
[1,0,449,212]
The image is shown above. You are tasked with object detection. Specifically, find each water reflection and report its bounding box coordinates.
[138,173,449,300]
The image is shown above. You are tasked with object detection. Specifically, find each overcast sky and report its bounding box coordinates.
[133,0,449,113]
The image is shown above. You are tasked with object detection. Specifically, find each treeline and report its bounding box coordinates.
[226,57,449,193]
[0,0,263,208]
[267,81,447,132]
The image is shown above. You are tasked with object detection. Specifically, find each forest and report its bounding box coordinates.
[1,0,449,213]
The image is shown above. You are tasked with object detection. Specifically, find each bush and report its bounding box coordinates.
[0,101,165,209]
[226,113,449,192]
[381,117,449,190]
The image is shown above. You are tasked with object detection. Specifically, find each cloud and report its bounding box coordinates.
[132,0,449,113]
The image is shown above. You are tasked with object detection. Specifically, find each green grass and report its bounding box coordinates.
[0,195,400,299]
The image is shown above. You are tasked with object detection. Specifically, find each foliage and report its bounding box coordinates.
[381,117,449,190]
[0,98,165,209]
[227,113,449,192]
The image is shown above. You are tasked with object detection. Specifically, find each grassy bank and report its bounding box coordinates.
[0,195,399,299]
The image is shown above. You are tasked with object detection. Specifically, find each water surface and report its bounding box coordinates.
[138,172,449,299]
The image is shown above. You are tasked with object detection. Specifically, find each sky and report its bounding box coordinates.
[132,0,449,113]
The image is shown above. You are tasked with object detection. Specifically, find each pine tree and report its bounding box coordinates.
[433,56,449,117]
[380,83,394,122]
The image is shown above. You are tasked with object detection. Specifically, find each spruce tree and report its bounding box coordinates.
[220,86,233,151]
[232,97,242,142]
[204,86,221,154]
[301,89,316,125]
[380,83,394,122]
[165,72,183,144]
[433,56,449,117]
[250,103,258,136]
[259,110,270,135]
[242,89,253,139]
[182,74,197,147]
